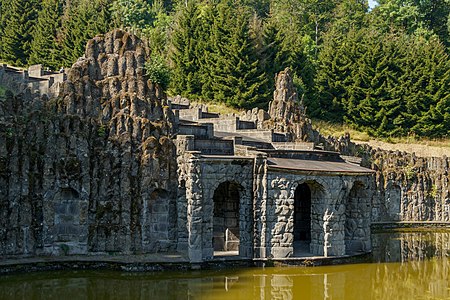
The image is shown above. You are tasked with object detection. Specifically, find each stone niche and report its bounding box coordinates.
[213,181,241,251]
[385,183,402,221]
[142,188,175,252]
[51,187,88,255]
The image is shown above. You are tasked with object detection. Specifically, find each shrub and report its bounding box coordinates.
[144,55,171,90]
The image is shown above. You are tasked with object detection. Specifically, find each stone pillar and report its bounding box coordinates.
[321,181,347,257]
[176,135,195,152]
[185,153,204,262]
[253,153,268,258]
[239,185,253,258]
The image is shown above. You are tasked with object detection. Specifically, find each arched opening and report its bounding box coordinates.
[345,182,368,254]
[385,185,401,220]
[213,181,241,256]
[54,188,80,243]
[293,183,312,255]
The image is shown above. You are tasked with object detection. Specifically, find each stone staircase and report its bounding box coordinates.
[171,98,315,155]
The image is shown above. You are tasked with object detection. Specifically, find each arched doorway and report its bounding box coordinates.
[213,181,241,256]
[293,183,312,255]
[345,181,369,254]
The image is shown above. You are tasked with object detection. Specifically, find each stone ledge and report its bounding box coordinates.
[371,222,450,230]
[0,252,372,275]
[255,252,372,267]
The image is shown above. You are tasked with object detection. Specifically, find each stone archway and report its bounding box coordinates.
[345,181,369,254]
[293,180,325,256]
[293,183,312,254]
[213,181,242,255]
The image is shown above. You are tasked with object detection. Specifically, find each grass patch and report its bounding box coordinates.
[311,119,450,157]
[190,100,243,115]
[311,119,371,141]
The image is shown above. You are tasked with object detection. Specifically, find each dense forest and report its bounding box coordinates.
[0,0,449,138]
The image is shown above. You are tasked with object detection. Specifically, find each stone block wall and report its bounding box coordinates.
[178,152,254,262]
[263,171,372,258]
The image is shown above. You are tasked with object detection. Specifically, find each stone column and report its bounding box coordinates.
[253,153,268,258]
[185,152,204,262]
[322,180,347,257]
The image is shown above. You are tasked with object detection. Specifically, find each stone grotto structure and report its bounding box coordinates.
[174,69,374,262]
[1,30,448,265]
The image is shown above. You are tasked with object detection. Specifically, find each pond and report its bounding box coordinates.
[0,230,449,300]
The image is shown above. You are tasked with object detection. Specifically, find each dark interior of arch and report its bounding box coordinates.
[213,181,240,252]
[294,183,312,242]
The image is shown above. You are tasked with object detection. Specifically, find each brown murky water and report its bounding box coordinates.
[1,231,449,300]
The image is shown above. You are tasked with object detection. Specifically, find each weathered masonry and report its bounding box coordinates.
[172,68,374,262]
[176,135,374,262]
[0,31,383,263]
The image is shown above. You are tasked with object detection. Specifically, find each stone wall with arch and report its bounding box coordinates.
[181,153,254,262]
[263,172,373,258]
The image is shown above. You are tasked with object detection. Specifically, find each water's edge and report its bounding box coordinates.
[1,224,448,275]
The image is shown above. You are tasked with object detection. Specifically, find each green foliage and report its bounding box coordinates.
[315,22,450,138]
[0,0,449,139]
[169,0,203,98]
[110,0,154,31]
[59,0,113,67]
[28,0,62,69]
[145,54,171,90]
[203,1,268,108]
[0,0,39,66]
[170,0,269,108]
[97,124,107,137]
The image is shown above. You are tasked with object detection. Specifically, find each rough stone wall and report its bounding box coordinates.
[369,151,450,222]
[0,30,178,257]
[265,172,372,258]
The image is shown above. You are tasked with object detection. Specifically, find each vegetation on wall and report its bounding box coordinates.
[0,0,449,137]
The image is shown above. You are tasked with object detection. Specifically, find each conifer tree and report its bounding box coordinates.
[28,0,62,69]
[205,1,268,108]
[1,0,39,66]
[59,0,112,67]
[169,1,203,97]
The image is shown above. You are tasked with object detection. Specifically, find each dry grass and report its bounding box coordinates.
[356,139,450,157]
[312,119,450,157]
[190,100,243,115]
[312,119,371,141]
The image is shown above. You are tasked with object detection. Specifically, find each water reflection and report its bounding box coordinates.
[0,231,449,300]
[372,230,450,262]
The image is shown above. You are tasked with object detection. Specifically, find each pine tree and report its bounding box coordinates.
[169,1,203,97]
[28,0,63,69]
[0,0,3,56]
[59,0,112,67]
[1,0,39,66]
[205,1,268,108]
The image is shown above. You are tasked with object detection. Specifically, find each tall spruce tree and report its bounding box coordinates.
[316,20,450,138]
[28,0,62,69]
[205,1,268,108]
[59,0,112,67]
[1,0,39,66]
[169,1,203,97]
